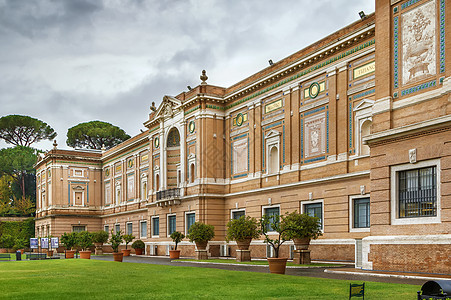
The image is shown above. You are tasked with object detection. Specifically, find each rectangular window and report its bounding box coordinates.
[168,215,176,236]
[353,198,370,228]
[232,210,245,220]
[104,225,110,236]
[186,213,195,234]
[72,225,86,233]
[399,166,436,218]
[115,224,120,234]
[263,206,280,232]
[152,217,159,237]
[304,203,323,229]
[140,221,147,239]
[126,222,133,235]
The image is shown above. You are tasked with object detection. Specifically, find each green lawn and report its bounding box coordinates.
[0,259,419,299]
[174,258,342,267]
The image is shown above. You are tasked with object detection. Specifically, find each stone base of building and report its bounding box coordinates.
[362,235,451,274]
[236,250,251,262]
[293,250,311,264]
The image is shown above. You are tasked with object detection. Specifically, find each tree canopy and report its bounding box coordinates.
[0,115,57,147]
[66,121,130,150]
[0,146,37,199]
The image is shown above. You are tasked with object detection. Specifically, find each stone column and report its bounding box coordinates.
[293,249,311,264]
[236,249,251,262]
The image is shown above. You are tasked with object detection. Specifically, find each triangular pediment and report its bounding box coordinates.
[264,129,281,139]
[353,99,375,111]
[153,96,183,118]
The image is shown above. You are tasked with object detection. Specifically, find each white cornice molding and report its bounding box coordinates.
[364,114,451,145]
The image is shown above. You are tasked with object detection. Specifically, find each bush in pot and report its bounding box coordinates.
[122,234,135,256]
[282,211,322,250]
[131,240,145,255]
[226,216,260,250]
[77,231,93,259]
[110,230,123,262]
[169,231,185,259]
[187,222,214,260]
[61,232,78,258]
[92,230,109,255]
[260,213,292,274]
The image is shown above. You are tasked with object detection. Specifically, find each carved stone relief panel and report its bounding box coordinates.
[232,138,248,175]
[401,0,436,86]
[304,112,326,158]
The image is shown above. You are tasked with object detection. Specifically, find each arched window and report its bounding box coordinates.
[269,146,279,174]
[142,181,147,200]
[360,120,371,156]
[167,128,180,147]
[190,164,195,183]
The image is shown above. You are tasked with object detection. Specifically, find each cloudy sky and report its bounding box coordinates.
[0,0,374,151]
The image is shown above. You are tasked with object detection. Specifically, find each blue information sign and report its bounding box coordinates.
[30,238,38,249]
[41,238,49,249]
[51,237,59,249]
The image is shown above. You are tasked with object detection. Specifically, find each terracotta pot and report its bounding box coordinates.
[121,249,131,256]
[293,238,311,250]
[80,251,91,259]
[169,250,180,259]
[195,241,208,250]
[19,249,25,254]
[65,250,75,259]
[134,248,143,255]
[0,248,7,253]
[113,252,123,262]
[236,238,252,250]
[267,257,288,274]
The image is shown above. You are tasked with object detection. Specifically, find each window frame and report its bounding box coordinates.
[167,214,176,237]
[391,159,441,225]
[230,208,246,220]
[104,225,110,237]
[115,223,120,234]
[126,222,133,235]
[261,205,280,234]
[301,199,324,232]
[185,212,196,236]
[349,195,370,232]
[151,216,159,238]
[72,225,86,233]
[140,220,147,239]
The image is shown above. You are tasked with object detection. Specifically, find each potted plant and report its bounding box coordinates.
[169,231,185,259]
[121,234,135,256]
[282,211,322,250]
[77,231,93,259]
[61,232,77,259]
[92,230,109,255]
[260,213,292,274]
[110,230,123,262]
[226,216,260,250]
[131,240,145,255]
[187,222,215,260]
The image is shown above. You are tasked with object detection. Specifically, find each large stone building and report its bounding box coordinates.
[35,0,450,274]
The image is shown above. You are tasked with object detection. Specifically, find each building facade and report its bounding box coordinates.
[35,0,451,274]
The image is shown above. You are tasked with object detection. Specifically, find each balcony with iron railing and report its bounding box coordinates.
[153,188,181,207]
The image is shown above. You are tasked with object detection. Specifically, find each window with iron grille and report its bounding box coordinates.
[104,225,110,237]
[72,225,86,233]
[398,166,436,218]
[168,215,176,235]
[353,198,370,228]
[115,224,120,234]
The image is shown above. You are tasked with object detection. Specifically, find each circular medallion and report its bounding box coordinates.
[309,82,320,99]
[128,159,134,168]
[236,113,244,127]
[189,120,195,133]
[105,168,110,177]
[154,137,160,148]
[48,169,51,178]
